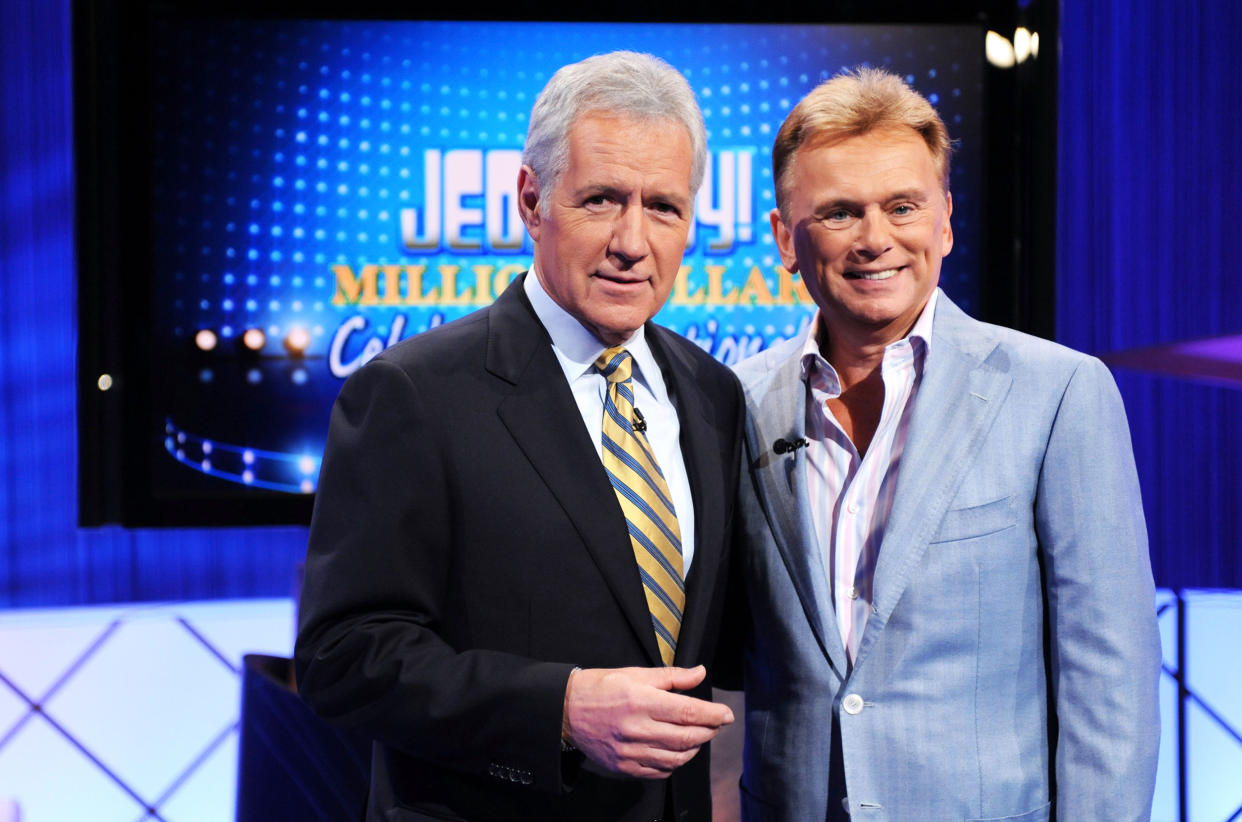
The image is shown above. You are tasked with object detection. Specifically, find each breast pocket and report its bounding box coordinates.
[931,494,1017,544]
[966,799,1052,822]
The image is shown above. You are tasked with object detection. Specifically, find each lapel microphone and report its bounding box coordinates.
[633,407,647,433]
[773,437,809,455]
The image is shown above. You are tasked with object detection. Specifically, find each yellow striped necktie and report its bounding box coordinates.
[594,346,684,666]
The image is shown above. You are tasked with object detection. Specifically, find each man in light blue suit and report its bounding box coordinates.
[733,68,1160,821]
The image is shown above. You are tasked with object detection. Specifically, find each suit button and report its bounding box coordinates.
[842,693,864,715]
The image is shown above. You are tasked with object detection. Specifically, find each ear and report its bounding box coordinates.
[517,165,542,241]
[769,208,799,273]
[941,191,954,258]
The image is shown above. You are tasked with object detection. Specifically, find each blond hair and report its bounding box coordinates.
[772,67,952,220]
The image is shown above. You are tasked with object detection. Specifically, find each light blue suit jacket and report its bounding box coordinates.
[733,291,1160,822]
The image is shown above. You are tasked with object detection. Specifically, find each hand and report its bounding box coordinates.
[561,665,734,779]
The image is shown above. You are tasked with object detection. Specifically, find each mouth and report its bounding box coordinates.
[593,271,648,286]
[844,267,902,281]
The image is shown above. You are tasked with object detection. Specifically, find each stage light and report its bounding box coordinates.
[97,374,113,391]
[1014,28,1034,63]
[985,31,1016,68]
[242,327,267,351]
[195,328,218,351]
[987,28,1038,68]
[284,326,311,357]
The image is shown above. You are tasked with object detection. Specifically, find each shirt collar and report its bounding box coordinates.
[524,266,666,401]
[799,288,939,384]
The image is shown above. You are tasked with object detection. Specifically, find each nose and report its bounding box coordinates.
[608,204,650,266]
[853,210,893,260]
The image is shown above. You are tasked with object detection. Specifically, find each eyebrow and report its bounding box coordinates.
[815,189,933,212]
[575,183,691,210]
[883,189,933,204]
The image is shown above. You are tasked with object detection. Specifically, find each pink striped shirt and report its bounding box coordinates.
[800,291,937,665]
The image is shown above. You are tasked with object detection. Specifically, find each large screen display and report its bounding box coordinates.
[134,18,983,510]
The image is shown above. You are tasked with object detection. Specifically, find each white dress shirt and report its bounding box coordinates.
[524,270,696,572]
[801,290,937,663]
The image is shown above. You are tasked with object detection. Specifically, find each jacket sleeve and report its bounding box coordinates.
[1034,356,1161,821]
[294,357,575,793]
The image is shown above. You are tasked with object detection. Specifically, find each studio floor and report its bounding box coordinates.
[0,591,1239,821]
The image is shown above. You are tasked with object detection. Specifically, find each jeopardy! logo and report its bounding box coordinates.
[397,148,756,254]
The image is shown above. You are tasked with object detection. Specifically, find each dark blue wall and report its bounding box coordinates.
[1057,0,1242,589]
[2,0,1239,605]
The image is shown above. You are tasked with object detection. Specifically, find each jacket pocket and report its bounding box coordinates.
[932,494,1017,543]
[966,799,1052,822]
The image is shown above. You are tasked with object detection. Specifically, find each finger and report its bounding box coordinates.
[638,719,723,751]
[612,740,703,777]
[644,690,735,728]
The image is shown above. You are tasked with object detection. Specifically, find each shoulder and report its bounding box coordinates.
[372,306,491,371]
[649,323,742,396]
[730,334,804,397]
[932,303,1129,443]
[936,295,1111,390]
[328,307,495,421]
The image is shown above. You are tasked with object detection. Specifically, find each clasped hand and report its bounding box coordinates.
[561,664,734,779]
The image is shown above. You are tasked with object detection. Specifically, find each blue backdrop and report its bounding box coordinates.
[1056,0,1242,589]
[2,0,1240,605]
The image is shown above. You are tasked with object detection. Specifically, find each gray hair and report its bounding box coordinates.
[522,51,707,214]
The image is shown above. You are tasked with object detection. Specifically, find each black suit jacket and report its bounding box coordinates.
[295,275,743,822]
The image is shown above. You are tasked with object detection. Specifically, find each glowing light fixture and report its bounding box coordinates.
[195,328,218,351]
[986,28,1038,68]
[985,31,1016,69]
[284,326,311,357]
[1014,28,1033,63]
[242,327,267,351]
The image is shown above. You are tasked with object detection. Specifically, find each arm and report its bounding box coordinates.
[295,357,573,789]
[1034,357,1161,821]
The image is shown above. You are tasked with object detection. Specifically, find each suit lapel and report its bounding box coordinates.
[488,277,662,665]
[852,294,1012,670]
[647,327,725,667]
[745,344,850,676]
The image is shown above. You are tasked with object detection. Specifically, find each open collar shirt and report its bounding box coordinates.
[800,290,937,665]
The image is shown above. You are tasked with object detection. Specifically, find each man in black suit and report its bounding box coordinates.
[295,51,743,822]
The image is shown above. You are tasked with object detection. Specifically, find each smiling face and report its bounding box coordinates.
[772,126,953,353]
[518,112,694,346]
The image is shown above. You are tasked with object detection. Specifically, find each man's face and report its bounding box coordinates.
[518,112,694,346]
[772,126,953,348]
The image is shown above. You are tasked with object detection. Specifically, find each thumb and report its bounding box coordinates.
[642,664,708,692]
